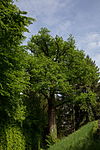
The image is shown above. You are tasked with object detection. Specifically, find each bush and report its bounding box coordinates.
[0,124,25,150]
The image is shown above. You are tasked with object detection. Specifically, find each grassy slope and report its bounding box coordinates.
[48,121,100,150]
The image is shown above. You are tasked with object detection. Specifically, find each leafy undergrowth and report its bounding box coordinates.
[48,121,100,150]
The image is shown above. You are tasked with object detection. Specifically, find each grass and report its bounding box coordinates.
[48,120,100,150]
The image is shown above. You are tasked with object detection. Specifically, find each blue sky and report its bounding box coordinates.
[15,0,100,68]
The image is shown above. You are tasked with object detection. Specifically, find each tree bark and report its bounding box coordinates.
[74,104,80,130]
[48,98,57,140]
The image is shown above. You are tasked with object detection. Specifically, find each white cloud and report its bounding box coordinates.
[77,33,100,51]
[76,33,100,68]
[15,0,73,18]
[88,42,97,49]
[15,0,74,39]
[85,33,100,45]
[92,54,100,68]
[50,20,72,37]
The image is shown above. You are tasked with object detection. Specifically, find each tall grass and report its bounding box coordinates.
[48,121,100,150]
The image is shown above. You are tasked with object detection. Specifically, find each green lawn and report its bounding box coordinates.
[48,121,100,150]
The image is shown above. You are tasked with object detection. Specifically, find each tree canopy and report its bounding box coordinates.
[27,28,99,141]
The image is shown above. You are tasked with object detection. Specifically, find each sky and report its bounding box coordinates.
[14,0,100,68]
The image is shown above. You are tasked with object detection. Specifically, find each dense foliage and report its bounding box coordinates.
[0,0,34,149]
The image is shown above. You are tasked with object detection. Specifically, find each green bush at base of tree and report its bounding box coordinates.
[0,124,25,150]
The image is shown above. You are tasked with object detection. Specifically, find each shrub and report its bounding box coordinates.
[0,124,25,150]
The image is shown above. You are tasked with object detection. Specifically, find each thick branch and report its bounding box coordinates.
[40,90,49,100]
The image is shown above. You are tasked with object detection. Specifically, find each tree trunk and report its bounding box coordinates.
[74,104,80,130]
[48,98,57,140]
